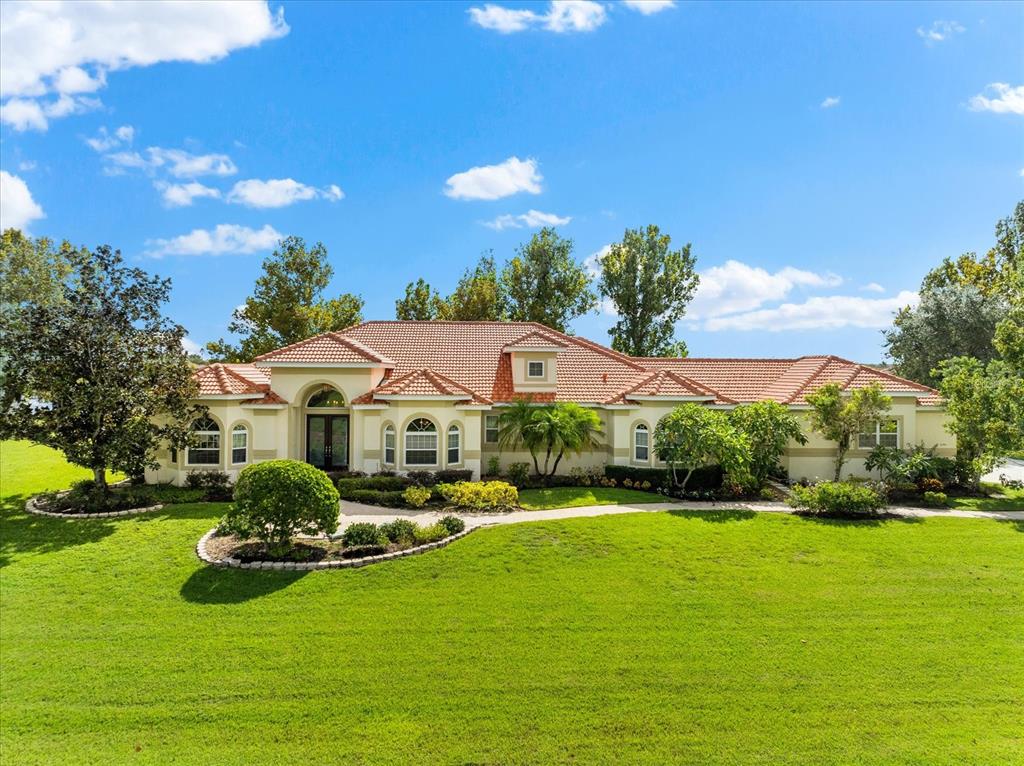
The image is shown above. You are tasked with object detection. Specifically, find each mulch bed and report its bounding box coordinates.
[205,533,417,564]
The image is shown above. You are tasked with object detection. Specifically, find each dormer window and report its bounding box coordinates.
[527,360,545,378]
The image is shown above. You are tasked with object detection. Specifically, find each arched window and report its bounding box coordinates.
[188,416,220,465]
[307,387,346,408]
[447,424,461,465]
[634,424,649,462]
[231,424,248,465]
[383,424,396,466]
[405,418,437,466]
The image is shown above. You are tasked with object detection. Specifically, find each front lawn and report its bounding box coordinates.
[0,440,123,499]
[3,460,1023,764]
[518,485,666,510]
[945,483,1024,512]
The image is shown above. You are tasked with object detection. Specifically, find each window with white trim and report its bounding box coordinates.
[187,417,220,465]
[447,424,461,465]
[485,414,499,444]
[858,419,899,449]
[634,424,649,462]
[527,360,545,378]
[405,418,438,465]
[231,424,248,464]
[383,425,396,465]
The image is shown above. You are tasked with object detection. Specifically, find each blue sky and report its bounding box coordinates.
[1,1,1021,361]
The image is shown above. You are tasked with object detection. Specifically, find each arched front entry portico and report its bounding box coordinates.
[304,385,349,471]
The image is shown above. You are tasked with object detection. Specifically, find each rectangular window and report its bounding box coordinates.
[384,430,395,465]
[231,430,247,464]
[485,415,499,444]
[634,429,649,462]
[858,419,899,449]
[405,433,437,465]
[447,429,460,465]
[527,360,545,378]
[187,433,220,465]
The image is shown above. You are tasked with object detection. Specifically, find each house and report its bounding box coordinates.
[146,321,953,485]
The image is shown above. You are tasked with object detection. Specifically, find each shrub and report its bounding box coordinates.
[379,519,417,545]
[185,469,233,500]
[346,489,407,507]
[437,481,518,511]
[506,462,530,487]
[406,470,436,486]
[486,456,501,476]
[438,515,465,535]
[337,475,409,497]
[788,481,886,517]
[604,464,724,491]
[917,477,944,493]
[921,491,948,507]
[435,469,473,484]
[341,544,387,558]
[373,469,396,477]
[341,522,386,547]
[569,466,603,486]
[403,485,432,508]
[413,522,448,544]
[220,460,340,556]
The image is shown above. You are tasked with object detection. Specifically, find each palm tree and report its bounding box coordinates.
[497,398,603,478]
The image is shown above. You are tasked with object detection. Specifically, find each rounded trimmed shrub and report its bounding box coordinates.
[220,460,339,556]
[341,521,386,548]
[788,481,885,517]
[438,515,465,535]
[379,518,417,545]
[402,485,432,508]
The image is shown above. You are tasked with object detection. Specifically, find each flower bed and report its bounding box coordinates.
[26,476,232,518]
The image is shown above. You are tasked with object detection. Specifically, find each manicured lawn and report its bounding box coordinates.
[0,440,123,499]
[946,483,1024,512]
[518,485,665,510]
[3,456,1023,764]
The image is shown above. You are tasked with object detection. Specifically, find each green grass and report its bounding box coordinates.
[945,483,1024,511]
[2,444,1023,764]
[518,485,666,510]
[0,440,123,499]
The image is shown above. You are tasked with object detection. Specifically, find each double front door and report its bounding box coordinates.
[306,414,349,471]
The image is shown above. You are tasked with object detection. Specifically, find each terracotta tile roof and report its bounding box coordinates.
[193,363,288,403]
[253,331,395,365]
[353,368,492,405]
[605,369,735,405]
[503,330,568,350]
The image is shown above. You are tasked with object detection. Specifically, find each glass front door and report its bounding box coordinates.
[306,414,349,471]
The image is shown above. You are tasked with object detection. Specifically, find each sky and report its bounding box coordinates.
[1,0,1022,362]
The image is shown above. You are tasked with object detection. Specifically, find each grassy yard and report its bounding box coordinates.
[518,485,665,510]
[0,440,123,498]
[946,483,1024,512]
[2,444,1023,764]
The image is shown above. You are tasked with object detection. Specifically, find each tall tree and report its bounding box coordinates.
[395,278,445,320]
[0,228,71,310]
[206,236,363,361]
[805,382,891,481]
[501,227,595,332]
[597,225,699,357]
[439,252,506,321]
[0,246,202,489]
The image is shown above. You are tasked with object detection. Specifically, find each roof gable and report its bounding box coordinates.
[253,331,395,366]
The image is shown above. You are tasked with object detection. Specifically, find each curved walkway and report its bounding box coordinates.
[336,498,1024,534]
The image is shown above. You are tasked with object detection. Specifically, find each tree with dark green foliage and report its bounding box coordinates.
[439,252,506,321]
[0,228,71,311]
[0,245,203,490]
[206,236,363,361]
[597,225,699,357]
[654,404,750,490]
[806,382,891,482]
[729,401,807,485]
[395,278,446,320]
[501,227,595,332]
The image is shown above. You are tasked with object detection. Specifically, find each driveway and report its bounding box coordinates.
[334,498,1024,535]
[984,458,1024,485]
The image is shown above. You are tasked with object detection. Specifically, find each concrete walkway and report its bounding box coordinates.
[335,498,1024,535]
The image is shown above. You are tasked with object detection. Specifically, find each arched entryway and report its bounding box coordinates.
[304,385,349,471]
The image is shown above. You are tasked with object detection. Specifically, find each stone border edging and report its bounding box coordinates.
[195,526,475,571]
[24,493,164,519]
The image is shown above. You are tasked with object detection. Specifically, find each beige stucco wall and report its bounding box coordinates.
[149,367,954,486]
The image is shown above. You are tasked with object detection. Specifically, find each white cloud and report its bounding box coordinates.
[85,124,135,152]
[703,291,919,332]
[968,83,1024,115]
[0,170,45,231]
[181,336,204,357]
[483,209,571,230]
[860,282,885,293]
[156,181,221,208]
[916,20,964,44]
[0,0,288,130]
[147,147,237,178]
[622,1,675,15]
[688,260,843,319]
[445,156,542,200]
[226,178,344,208]
[583,244,611,278]
[145,223,282,258]
[820,96,841,109]
[468,1,606,34]
[18,160,37,171]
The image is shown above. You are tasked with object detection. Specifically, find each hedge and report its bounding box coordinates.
[604,464,724,491]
